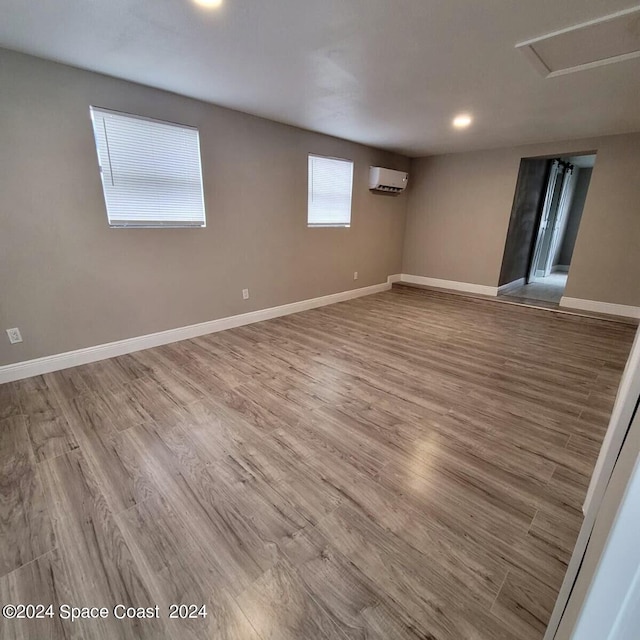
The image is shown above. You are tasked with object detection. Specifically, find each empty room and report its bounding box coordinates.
[2,2,640,639]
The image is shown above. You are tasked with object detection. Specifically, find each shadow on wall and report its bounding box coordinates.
[557,167,592,269]
[498,158,550,287]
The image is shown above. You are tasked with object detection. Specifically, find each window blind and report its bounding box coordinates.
[307,154,353,227]
[90,107,206,227]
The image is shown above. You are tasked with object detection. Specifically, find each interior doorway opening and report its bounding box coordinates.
[498,153,596,307]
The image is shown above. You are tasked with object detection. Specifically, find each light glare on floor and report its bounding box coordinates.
[453,114,472,129]
[193,0,223,8]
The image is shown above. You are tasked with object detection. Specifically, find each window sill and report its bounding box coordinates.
[307,224,351,228]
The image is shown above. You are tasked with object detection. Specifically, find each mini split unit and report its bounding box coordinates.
[369,167,408,194]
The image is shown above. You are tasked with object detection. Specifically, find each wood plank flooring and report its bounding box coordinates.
[0,287,635,639]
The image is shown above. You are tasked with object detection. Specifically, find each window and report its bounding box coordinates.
[90,107,206,228]
[307,154,353,227]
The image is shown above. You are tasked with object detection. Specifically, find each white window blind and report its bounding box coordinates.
[307,154,353,227]
[89,107,206,228]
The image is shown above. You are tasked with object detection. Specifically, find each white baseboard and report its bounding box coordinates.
[394,276,639,320]
[497,277,526,294]
[398,274,498,297]
[0,280,392,384]
[553,265,570,274]
[560,296,640,319]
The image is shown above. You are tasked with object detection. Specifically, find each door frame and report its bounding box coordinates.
[543,164,574,277]
[528,159,560,283]
[568,448,640,639]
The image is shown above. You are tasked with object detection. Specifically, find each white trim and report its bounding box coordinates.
[517,43,551,76]
[399,274,498,297]
[0,281,392,384]
[497,277,526,294]
[552,265,569,274]
[395,277,640,321]
[516,6,640,78]
[561,297,640,319]
[546,50,640,78]
[519,46,640,79]
[584,328,640,515]
[516,6,640,48]
[387,273,402,284]
[571,454,640,640]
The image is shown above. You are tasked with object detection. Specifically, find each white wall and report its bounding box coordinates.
[403,134,640,307]
[0,48,409,367]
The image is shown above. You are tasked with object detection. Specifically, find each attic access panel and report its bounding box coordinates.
[517,6,640,77]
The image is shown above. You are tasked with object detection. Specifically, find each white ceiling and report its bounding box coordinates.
[1,0,639,156]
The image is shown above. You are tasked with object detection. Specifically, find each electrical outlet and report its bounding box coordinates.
[6,327,23,344]
[242,288,250,300]
[353,271,358,280]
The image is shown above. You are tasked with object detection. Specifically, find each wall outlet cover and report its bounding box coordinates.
[7,328,23,344]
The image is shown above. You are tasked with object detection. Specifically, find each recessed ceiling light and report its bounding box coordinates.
[452,114,472,129]
[193,0,223,8]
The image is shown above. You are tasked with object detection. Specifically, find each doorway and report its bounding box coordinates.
[498,153,596,308]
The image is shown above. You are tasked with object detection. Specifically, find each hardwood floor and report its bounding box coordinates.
[0,287,635,639]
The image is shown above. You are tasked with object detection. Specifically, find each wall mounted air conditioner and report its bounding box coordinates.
[369,167,408,194]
